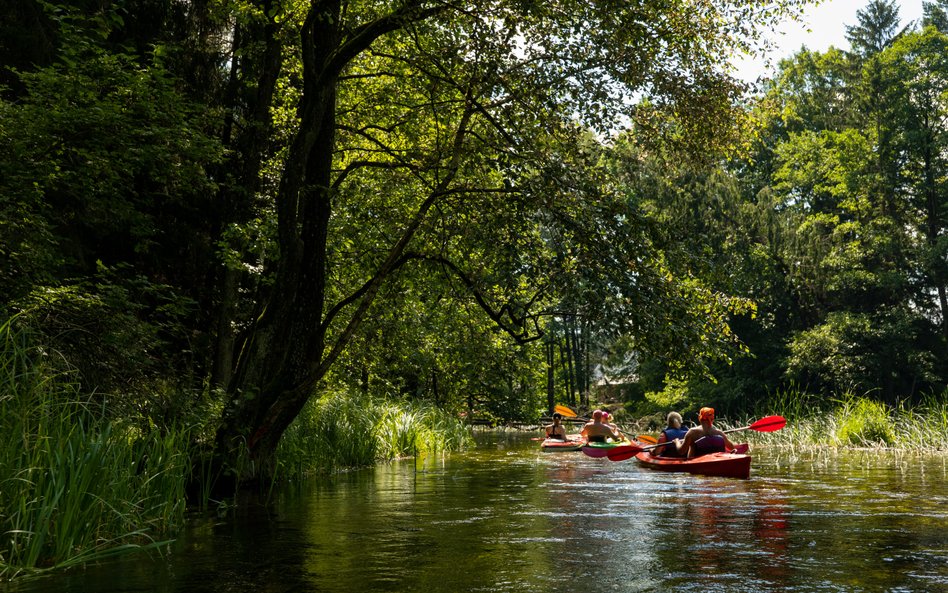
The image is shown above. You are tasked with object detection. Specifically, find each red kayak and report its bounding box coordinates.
[634,444,751,479]
[540,434,586,451]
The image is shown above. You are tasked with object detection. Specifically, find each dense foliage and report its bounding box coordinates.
[3,0,948,577]
[1,0,803,471]
[1,0,945,481]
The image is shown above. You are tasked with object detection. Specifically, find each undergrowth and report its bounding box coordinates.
[276,390,472,477]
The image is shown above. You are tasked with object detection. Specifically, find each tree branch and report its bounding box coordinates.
[404,252,548,344]
[313,94,477,378]
[322,1,450,84]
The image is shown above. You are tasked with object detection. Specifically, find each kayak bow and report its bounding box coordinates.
[581,439,632,458]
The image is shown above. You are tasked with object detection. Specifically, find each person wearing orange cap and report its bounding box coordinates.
[677,407,735,458]
[580,410,621,443]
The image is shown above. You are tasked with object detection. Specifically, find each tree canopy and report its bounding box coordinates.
[9,0,948,479]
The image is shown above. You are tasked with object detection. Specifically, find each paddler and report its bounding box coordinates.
[601,411,626,440]
[544,412,567,440]
[653,411,688,457]
[677,407,735,458]
[580,410,621,443]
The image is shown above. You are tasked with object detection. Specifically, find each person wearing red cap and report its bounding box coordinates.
[677,407,735,458]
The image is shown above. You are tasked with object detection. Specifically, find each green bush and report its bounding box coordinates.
[835,397,896,446]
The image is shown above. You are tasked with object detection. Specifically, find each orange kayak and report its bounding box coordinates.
[634,444,751,479]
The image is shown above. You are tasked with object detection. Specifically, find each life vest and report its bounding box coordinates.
[662,427,688,441]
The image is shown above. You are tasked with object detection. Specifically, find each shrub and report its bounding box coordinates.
[835,397,896,446]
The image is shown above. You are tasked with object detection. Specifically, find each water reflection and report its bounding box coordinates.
[6,434,947,593]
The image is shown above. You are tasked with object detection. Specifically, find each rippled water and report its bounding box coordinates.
[8,432,948,592]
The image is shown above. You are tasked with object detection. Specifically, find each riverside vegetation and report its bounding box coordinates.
[0,318,469,578]
[4,0,948,582]
[1,313,944,580]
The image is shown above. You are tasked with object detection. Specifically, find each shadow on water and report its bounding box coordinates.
[7,432,947,593]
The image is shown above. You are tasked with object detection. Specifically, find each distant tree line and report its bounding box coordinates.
[631,0,948,410]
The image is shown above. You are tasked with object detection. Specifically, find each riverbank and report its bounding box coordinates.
[743,392,948,451]
[0,319,470,580]
[3,308,943,580]
[4,432,945,593]
[0,318,192,579]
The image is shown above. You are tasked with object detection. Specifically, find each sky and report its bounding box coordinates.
[734,0,926,83]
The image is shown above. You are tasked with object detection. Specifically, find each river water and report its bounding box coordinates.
[8,432,948,592]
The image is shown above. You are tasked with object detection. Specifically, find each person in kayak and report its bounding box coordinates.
[581,410,622,443]
[601,411,619,432]
[544,412,568,440]
[677,407,735,458]
[653,411,688,457]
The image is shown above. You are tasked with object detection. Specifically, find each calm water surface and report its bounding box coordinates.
[8,432,947,593]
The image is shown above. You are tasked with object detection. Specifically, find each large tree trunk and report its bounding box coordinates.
[214,0,342,473]
[212,0,460,476]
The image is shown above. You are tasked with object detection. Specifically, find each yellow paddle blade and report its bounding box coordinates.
[554,404,578,417]
[636,434,658,444]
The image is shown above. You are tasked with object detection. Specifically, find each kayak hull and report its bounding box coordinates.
[634,446,751,479]
[541,435,586,451]
[581,439,632,458]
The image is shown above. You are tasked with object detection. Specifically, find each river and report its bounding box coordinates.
[7,432,947,592]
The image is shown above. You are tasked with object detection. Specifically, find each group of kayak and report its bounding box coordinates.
[540,407,755,479]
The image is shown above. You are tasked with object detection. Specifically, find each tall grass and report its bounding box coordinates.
[277,389,471,477]
[893,393,948,450]
[0,317,191,579]
[748,387,948,451]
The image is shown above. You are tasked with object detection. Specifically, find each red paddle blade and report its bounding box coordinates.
[606,445,643,461]
[749,415,786,432]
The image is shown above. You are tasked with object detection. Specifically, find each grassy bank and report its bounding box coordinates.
[743,391,948,451]
[0,317,471,580]
[276,390,472,477]
[0,318,191,579]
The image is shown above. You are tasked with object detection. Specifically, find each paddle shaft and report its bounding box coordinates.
[634,415,785,452]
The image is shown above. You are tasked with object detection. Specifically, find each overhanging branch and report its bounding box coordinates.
[404,252,547,344]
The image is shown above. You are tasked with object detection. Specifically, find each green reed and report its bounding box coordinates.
[0,317,191,579]
[277,389,472,478]
[747,387,948,451]
[892,393,948,450]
